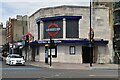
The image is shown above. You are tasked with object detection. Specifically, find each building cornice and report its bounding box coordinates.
[29,5,89,18]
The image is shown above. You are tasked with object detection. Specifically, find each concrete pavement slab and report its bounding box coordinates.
[26,61,119,70]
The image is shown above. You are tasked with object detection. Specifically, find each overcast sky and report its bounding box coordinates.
[0,0,91,27]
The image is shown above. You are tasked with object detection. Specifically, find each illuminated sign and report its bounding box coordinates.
[46,23,60,37]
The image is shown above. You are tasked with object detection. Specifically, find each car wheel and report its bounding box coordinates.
[6,62,9,65]
[22,64,25,66]
[2,58,3,61]
[9,61,11,65]
[5,60,8,65]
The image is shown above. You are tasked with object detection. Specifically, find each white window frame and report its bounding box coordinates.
[69,46,75,55]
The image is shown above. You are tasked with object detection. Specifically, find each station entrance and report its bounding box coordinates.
[82,46,93,63]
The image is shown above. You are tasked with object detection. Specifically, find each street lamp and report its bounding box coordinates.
[89,0,92,67]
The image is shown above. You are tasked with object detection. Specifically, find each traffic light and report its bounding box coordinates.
[50,40,56,49]
[25,35,29,46]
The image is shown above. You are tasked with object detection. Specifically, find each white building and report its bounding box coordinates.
[28,5,112,64]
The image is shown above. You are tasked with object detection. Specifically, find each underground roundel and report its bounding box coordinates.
[46,23,60,37]
[23,32,33,42]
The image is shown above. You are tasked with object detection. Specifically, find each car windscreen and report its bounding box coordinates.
[10,56,22,58]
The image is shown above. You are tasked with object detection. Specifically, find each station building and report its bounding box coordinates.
[28,5,112,64]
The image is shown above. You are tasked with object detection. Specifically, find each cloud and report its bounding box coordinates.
[2,0,90,2]
[1,0,90,27]
[2,1,90,15]
[0,3,2,22]
[2,0,120,2]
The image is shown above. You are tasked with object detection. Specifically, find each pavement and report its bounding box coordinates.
[26,61,119,70]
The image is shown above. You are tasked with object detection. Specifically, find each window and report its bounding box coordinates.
[114,10,120,24]
[113,2,120,9]
[10,56,22,58]
[66,19,79,38]
[69,46,75,55]
[48,46,57,58]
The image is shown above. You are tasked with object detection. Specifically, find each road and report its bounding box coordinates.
[0,57,119,80]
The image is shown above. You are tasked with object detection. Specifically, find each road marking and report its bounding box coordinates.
[0,68,44,70]
[88,75,118,77]
[55,74,60,77]
[89,75,96,76]
[37,78,48,80]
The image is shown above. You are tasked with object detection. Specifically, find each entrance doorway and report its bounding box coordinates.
[82,46,93,63]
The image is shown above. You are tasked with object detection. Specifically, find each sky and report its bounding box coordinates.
[0,0,92,27]
[1,0,120,27]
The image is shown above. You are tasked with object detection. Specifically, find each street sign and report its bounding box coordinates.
[46,23,60,37]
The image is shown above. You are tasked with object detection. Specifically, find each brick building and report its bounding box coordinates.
[6,15,28,43]
[0,23,3,46]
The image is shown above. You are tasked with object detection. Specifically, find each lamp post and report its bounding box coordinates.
[89,0,92,67]
[50,36,52,66]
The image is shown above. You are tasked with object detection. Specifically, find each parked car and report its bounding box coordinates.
[6,54,25,65]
